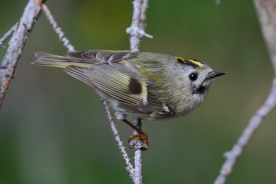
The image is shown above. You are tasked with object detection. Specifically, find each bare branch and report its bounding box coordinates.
[139,0,148,32]
[214,81,276,184]
[126,0,151,183]
[0,0,44,108]
[133,118,143,184]
[214,0,276,183]
[254,0,276,73]
[102,99,135,182]
[0,23,18,49]
[126,0,152,52]
[42,4,75,53]
[133,149,142,183]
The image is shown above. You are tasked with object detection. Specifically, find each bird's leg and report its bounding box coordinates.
[122,118,148,150]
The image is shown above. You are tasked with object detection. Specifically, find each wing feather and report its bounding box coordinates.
[68,50,138,63]
[64,50,175,119]
[64,64,145,106]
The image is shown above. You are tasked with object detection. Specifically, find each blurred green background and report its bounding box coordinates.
[0,0,275,183]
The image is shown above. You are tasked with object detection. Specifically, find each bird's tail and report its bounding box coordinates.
[32,52,94,68]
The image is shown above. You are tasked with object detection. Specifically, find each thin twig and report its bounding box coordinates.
[0,23,18,49]
[127,0,151,183]
[214,81,276,184]
[102,99,135,182]
[214,0,276,183]
[139,0,148,31]
[126,0,152,52]
[0,0,44,108]
[42,4,75,52]
[133,118,143,184]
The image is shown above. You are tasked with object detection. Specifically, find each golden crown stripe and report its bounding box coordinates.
[189,59,203,67]
[175,57,203,67]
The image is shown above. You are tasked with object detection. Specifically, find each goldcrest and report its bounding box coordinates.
[33,50,225,147]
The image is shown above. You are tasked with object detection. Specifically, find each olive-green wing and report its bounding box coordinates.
[65,50,175,119]
[64,63,148,108]
[64,64,175,119]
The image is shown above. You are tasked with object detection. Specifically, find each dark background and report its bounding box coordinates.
[0,0,275,183]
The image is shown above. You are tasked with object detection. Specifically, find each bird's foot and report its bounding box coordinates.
[128,132,148,151]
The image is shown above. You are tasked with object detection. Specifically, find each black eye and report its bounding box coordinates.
[189,73,198,81]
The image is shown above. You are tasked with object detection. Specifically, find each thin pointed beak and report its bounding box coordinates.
[206,71,226,80]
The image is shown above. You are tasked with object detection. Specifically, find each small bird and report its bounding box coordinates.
[33,50,225,149]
